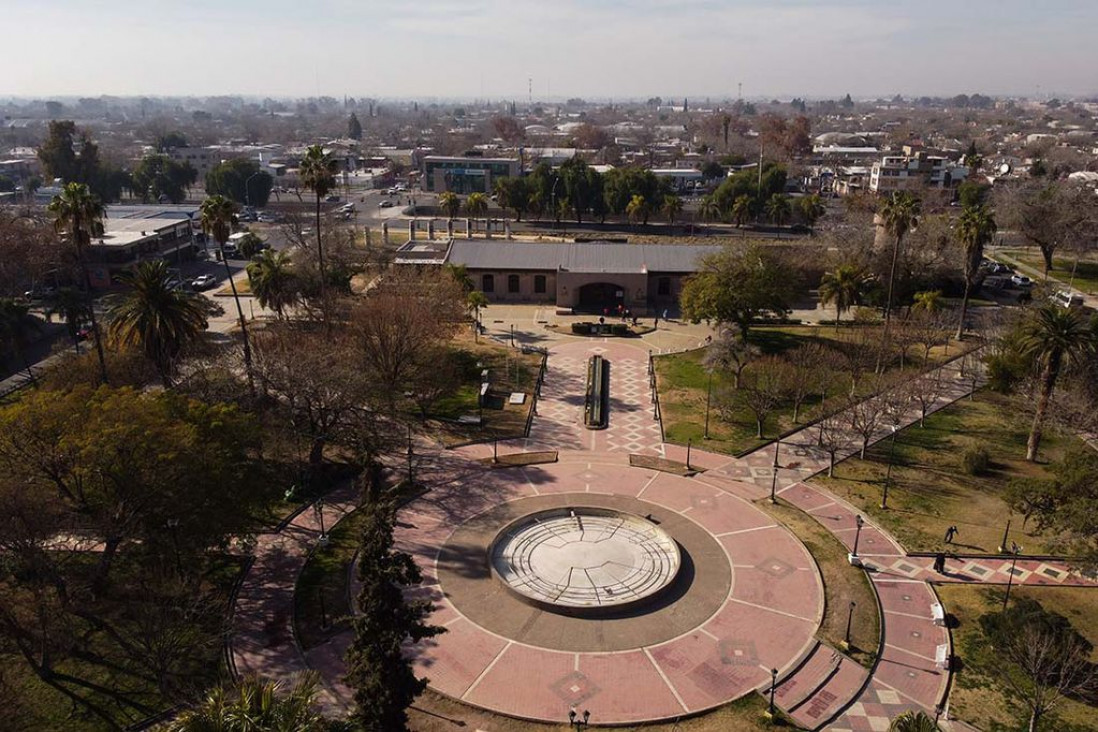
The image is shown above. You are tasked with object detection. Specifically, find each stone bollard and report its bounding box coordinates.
[408,220,415,241]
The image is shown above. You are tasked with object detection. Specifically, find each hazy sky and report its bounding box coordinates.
[4,0,1096,100]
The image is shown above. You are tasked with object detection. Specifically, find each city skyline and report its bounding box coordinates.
[4,0,1097,100]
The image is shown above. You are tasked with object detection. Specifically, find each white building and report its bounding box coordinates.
[869,153,967,194]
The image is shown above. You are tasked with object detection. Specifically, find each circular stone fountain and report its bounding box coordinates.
[488,507,682,615]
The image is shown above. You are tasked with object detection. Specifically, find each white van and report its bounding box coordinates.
[1051,290,1085,309]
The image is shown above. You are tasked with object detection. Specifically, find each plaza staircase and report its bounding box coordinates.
[773,641,868,730]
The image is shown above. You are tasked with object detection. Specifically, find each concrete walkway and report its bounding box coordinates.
[227,334,1094,730]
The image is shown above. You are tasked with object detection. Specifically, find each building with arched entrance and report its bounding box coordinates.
[396,238,721,316]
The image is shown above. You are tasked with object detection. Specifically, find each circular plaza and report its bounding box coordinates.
[394,459,825,724]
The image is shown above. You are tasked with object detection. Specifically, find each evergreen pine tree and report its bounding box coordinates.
[345,479,444,732]
[348,113,363,141]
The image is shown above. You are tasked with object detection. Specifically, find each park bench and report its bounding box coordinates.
[930,602,945,626]
[935,643,950,669]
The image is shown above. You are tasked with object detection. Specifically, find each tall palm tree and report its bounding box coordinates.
[168,673,329,732]
[819,264,869,327]
[247,249,298,320]
[467,290,488,341]
[798,193,826,232]
[464,192,489,232]
[765,193,792,226]
[699,195,722,224]
[48,182,109,383]
[438,191,461,220]
[106,260,208,386]
[200,194,254,391]
[298,145,338,290]
[878,191,922,337]
[1019,305,1097,461]
[731,194,753,227]
[663,194,683,225]
[888,710,940,732]
[954,203,997,340]
[626,194,648,225]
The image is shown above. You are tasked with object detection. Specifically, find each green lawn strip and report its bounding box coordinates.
[937,585,1098,732]
[811,390,1073,556]
[1000,249,1098,295]
[764,500,881,668]
[294,507,367,651]
[429,337,543,446]
[5,555,243,731]
[656,325,956,456]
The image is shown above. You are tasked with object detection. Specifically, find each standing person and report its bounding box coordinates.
[933,552,946,574]
[662,308,669,321]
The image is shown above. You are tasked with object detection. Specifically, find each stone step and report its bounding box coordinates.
[790,655,869,731]
[774,641,836,711]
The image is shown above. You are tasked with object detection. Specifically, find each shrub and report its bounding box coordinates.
[571,322,592,335]
[611,323,630,336]
[962,445,991,475]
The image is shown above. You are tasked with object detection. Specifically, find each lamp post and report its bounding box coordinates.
[314,499,327,542]
[686,438,692,471]
[1002,541,1022,611]
[568,708,590,730]
[769,437,781,504]
[704,370,713,439]
[997,519,1011,554]
[882,424,898,510]
[768,667,778,716]
[843,600,856,649]
[852,514,865,558]
[245,171,262,208]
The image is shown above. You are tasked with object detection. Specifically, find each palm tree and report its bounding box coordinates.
[888,710,940,732]
[200,194,254,391]
[765,193,792,226]
[464,192,489,232]
[911,290,943,313]
[798,194,826,232]
[168,673,330,732]
[955,203,997,340]
[48,182,109,383]
[731,194,753,227]
[445,263,474,292]
[247,249,298,319]
[664,194,683,225]
[298,145,338,290]
[626,194,648,225]
[438,191,461,220]
[699,195,722,224]
[819,264,869,327]
[878,191,922,336]
[1019,305,1097,461]
[106,260,208,386]
[467,290,489,341]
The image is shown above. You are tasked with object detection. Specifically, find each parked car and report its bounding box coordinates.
[325,194,341,202]
[1050,290,1085,309]
[191,274,218,290]
[379,200,394,208]
[221,243,239,257]
[988,262,1013,275]
[1010,274,1033,288]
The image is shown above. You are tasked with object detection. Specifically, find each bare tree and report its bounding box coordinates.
[909,374,944,427]
[702,325,761,389]
[740,359,787,438]
[997,624,1097,732]
[848,394,888,459]
[817,414,852,477]
[781,343,825,423]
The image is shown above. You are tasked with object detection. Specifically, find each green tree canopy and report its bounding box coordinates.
[680,242,801,334]
[205,158,273,206]
[348,112,363,141]
[131,153,198,204]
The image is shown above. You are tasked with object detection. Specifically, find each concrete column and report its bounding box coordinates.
[466,218,473,237]
[408,220,415,241]
[447,219,454,238]
[505,220,512,240]
[382,221,389,246]
[485,219,492,240]
[428,219,435,239]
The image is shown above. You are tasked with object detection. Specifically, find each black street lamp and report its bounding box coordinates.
[1002,541,1022,611]
[882,424,898,510]
[704,370,713,439]
[770,437,781,504]
[998,519,1011,554]
[686,438,692,471]
[852,514,865,558]
[843,600,856,649]
[314,499,327,542]
[768,667,778,716]
[568,708,590,730]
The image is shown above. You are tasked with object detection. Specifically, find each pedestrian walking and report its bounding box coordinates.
[933,552,946,574]
[944,525,958,544]
[662,308,669,321]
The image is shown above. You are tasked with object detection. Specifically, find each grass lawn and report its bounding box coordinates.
[937,585,1098,731]
[764,500,881,667]
[4,556,243,731]
[1000,248,1098,295]
[656,325,960,456]
[411,687,796,731]
[811,390,1075,555]
[294,506,367,651]
[429,334,544,446]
